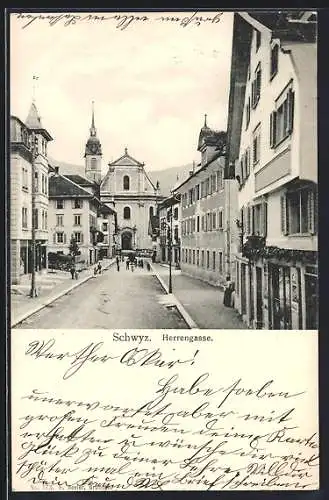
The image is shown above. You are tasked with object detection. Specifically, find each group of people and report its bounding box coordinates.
[93,261,102,276]
[115,255,151,272]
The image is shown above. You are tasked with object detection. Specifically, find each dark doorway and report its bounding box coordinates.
[241,263,247,315]
[305,267,318,329]
[256,267,263,328]
[122,232,132,250]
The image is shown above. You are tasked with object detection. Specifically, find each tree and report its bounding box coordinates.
[69,235,80,259]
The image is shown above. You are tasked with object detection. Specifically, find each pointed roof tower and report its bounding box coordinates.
[25,101,53,140]
[85,101,102,156]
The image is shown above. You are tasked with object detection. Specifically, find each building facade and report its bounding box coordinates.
[48,167,116,265]
[101,148,163,253]
[174,118,238,286]
[158,194,181,265]
[226,12,317,329]
[10,103,53,284]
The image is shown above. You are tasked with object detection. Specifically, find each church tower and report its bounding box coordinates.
[84,101,102,183]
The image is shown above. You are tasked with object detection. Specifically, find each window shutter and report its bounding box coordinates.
[280,194,288,235]
[64,233,67,244]
[53,232,56,244]
[245,205,250,235]
[307,190,316,235]
[81,232,84,244]
[287,89,295,134]
[270,112,274,148]
[257,68,262,99]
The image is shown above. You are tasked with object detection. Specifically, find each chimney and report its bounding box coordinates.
[54,166,59,175]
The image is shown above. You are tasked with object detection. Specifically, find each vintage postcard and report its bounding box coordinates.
[8,9,318,492]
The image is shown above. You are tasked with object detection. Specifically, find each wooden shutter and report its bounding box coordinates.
[64,233,67,244]
[53,232,56,244]
[287,89,295,134]
[307,190,316,235]
[270,111,277,148]
[280,194,288,235]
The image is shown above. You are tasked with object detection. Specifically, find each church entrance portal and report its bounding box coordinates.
[121,231,133,250]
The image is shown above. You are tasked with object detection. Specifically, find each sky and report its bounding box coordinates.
[10,11,234,173]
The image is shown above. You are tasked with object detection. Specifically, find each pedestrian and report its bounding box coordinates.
[126,258,130,270]
[97,261,102,275]
[131,260,135,272]
[116,255,120,272]
[223,276,234,307]
[94,266,98,277]
[70,265,75,279]
[146,262,151,271]
[75,269,78,280]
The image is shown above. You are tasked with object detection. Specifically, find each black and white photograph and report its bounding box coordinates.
[7,10,320,493]
[9,10,318,331]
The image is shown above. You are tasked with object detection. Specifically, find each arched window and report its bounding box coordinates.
[123,175,130,190]
[149,206,154,218]
[123,206,131,219]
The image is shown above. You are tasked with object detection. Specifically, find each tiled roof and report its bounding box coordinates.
[49,174,93,198]
[65,174,95,187]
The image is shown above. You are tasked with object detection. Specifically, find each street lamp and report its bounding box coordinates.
[30,131,38,298]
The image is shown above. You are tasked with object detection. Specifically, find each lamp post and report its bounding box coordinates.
[30,131,38,298]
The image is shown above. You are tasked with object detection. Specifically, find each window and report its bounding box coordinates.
[73,199,83,209]
[212,251,216,271]
[196,249,200,266]
[255,30,261,51]
[212,212,216,230]
[22,167,28,191]
[218,209,223,229]
[188,249,192,264]
[149,206,154,218]
[253,126,261,166]
[195,184,200,200]
[245,97,251,128]
[251,64,262,108]
[22,207,28,229]
[74,232,83,244]
[174,226,179,242]
[41,210,45,230]
[34,171,39,192]
[206,251,210,269]
[281,187,317,236]
[56,200,64,209]
[74,215,81,226]
[270,87,294,148]
[197,216,200,232]
[201,216,204,231]
[270,44,279,79]
[123,206,131,219]
[174,207,178,220]
[252,202,267,236]
[123,175,130,190]
[217,169,224,190]
[192,249,195,265]
[102,222,108,232]
[201,250,205,267]
[90,158,97,170]
[211,174,217,193]
[189,188,194,205]
[45,211,48,229]
[56,232,65,244]
[218,252,223,273]
[56,214,64,226]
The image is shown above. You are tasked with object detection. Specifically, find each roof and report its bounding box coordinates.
[158,193,181,209]
[243,11,317,42]
[65,174,96,187]
[49,174,94,198]
[173,151,224,192]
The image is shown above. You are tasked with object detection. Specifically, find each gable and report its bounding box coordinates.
[110,151,143,168]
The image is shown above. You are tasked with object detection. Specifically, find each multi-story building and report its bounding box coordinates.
[158,193,181,265]
[10,102,53,284]
[48,167,116,265]
[173,117,238,286]
[226,11,317,329]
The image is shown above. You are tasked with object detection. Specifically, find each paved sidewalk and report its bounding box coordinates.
[11,258,115,327]
[152,262,245,329]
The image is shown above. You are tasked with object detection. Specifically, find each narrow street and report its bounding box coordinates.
[15,265,187,329]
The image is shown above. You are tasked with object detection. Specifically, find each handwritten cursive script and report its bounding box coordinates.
[13,11,224,31]
[12,329,319,491]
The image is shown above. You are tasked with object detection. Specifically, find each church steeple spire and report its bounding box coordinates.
[90,101,96,137]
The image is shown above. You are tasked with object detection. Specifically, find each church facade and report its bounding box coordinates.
[83,104,163,253]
